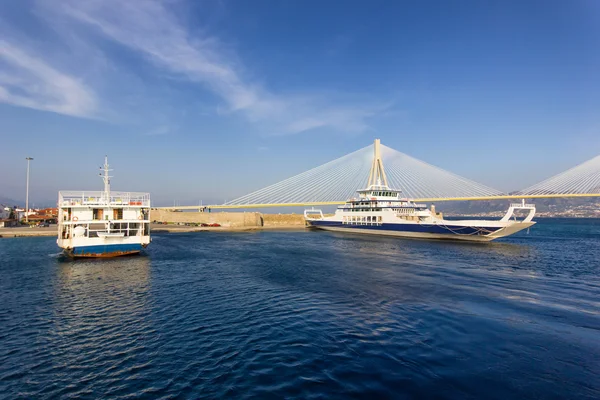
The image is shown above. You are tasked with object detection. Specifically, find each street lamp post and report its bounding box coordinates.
[25,157,33,223]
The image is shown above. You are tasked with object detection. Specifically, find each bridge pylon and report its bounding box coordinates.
[367,139,389,187]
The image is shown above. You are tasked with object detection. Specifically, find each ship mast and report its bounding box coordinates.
[367,139,389,187]
[100,156,113,202]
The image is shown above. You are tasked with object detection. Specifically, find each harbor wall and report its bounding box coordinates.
[150,210,334,228]
[150,210,262,227]
[261,214,306,226]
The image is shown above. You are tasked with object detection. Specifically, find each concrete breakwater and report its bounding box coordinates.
[0,212,309,238]
[0,227,57,238]
[150,210,307,228]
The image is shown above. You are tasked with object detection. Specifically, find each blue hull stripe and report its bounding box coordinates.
[71,243,142,257]
[309,220,501,236]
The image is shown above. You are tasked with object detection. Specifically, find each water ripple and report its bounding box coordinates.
[1,219,599,399]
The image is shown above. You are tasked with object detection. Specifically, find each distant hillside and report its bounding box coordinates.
[0,195,56,208]
[0,196,21,207]
[439,197,600,218]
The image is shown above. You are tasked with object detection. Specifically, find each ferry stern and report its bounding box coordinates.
[57,156,151,258]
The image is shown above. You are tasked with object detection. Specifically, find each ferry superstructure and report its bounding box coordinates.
[57,157,151,257]
[304,140,536,242]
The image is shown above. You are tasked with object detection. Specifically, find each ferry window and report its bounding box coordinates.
[93,208,104,220]
[113,208,123,220]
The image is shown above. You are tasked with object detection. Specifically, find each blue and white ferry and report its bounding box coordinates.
[57,157,151,257]
[305,141,536,242]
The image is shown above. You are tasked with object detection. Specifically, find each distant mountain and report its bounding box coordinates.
[0,196,21,207]
[0,195,55,208]
[439,196,600,217]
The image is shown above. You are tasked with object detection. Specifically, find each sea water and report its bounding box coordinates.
[1,218,599,399]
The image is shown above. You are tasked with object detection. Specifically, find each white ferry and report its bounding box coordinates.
[57,157,151,257]
[305,140,536,242]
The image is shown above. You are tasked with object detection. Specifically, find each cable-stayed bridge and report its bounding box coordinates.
[159,140,600,210]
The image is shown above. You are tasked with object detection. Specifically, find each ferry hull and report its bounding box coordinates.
[65,243,144,258]
[307,220,534,242]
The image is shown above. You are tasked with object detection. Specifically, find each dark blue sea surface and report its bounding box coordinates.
[1,218,599,399]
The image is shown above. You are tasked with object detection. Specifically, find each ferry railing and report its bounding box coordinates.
[58,191,150,207]
[59,221,147,239]
[509,202,535,208]
[60,218,149,224]
[87,225,143,238]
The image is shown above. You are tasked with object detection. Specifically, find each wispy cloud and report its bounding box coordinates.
[0,0,388,133]
[0,39,97,117]
[52,0,386,135]
[143,125,173,136]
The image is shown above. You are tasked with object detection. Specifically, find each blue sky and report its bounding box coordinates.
[1,0,599,206]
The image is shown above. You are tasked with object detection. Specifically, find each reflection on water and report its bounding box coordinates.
[327,231,539,274]
[45,256,153,398]
[51,255,151,334]
[55,254,151,293]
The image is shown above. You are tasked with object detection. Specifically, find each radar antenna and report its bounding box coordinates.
[100,155,113,201]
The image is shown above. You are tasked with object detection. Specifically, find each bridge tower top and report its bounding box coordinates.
[367,138,389,187]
